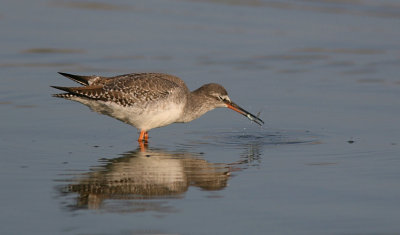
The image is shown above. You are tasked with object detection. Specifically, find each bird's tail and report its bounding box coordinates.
[57,72,93,85]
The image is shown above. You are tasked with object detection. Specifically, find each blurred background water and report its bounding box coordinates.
[1,0,400,234]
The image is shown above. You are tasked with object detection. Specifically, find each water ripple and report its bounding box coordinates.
[178,129,319,150]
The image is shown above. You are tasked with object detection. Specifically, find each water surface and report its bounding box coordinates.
[1,0,400,234]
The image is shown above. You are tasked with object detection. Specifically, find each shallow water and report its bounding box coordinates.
[1,0,400,234]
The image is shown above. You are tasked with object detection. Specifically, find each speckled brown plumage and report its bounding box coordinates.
[52,72,264,142]
[53,73,187,107]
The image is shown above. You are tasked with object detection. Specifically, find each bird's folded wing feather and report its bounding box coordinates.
[55,76,180,107]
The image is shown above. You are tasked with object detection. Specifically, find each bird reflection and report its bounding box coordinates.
[63,146,233,210]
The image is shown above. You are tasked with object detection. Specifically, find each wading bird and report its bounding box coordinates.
[52,72,264,142]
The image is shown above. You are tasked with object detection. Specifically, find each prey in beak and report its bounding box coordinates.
[223,99,264,126]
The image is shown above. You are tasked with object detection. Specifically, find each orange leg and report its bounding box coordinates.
[138,130,148,152]
[138,130,146,142]
[138,130,149,142]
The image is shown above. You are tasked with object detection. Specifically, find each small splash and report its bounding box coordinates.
[234,129,316,145]
[181,129,319,149]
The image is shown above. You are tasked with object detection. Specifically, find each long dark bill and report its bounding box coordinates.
[225,101,264,126]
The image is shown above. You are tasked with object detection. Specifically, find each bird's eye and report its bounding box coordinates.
[212,93,229,102]
[217,95,230,102]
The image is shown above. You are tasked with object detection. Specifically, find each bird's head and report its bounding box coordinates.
[195,83,264,126]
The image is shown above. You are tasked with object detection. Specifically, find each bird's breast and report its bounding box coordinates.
[88,98,185,130]
[67,89,187,131]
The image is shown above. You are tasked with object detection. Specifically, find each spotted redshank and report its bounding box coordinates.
[52,72,264,142]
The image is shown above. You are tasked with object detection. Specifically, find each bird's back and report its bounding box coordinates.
[53,73,190,130]
[54,73,189,106]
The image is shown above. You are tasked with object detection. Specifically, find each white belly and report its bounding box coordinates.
[70,97,185,131]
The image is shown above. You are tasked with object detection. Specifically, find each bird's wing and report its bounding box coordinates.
[53,75,181,107]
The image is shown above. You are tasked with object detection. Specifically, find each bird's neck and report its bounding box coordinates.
[179,90,216,123]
